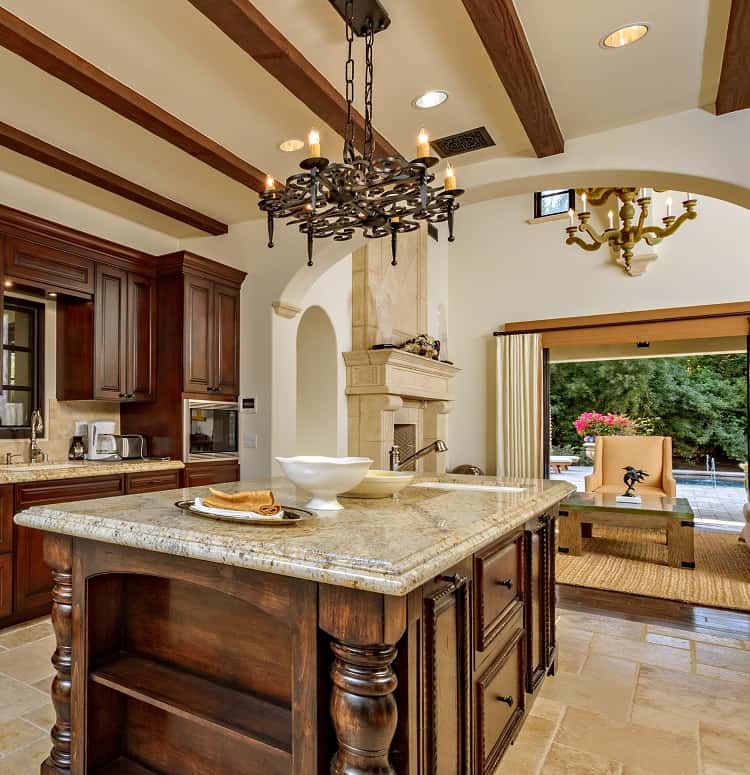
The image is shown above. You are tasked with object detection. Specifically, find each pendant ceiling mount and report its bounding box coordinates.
[259,0,463,267]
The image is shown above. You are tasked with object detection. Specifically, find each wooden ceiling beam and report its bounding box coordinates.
[461,0,564,157]
[716,0,750,115]
[0,121,228,235]
[186,0,400,158]
[0,7,267,193]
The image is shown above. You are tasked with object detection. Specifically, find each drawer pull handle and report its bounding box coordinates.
[495,578,513,589]
[496,695,514,707]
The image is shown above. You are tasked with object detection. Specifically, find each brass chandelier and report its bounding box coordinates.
[258,0,463,267]
[565,188,697,273]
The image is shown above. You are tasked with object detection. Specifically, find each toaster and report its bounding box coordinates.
[117,434,147,459]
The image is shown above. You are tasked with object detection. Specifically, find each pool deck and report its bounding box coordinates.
[551,466,746,531]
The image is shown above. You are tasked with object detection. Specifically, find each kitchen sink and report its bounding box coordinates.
[412,482,526,493]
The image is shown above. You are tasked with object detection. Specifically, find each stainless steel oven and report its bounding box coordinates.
[183,399,239,462]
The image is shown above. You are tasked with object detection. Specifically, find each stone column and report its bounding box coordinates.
[423,401,453,473]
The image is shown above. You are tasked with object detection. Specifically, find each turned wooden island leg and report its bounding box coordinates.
[329,642,399,775]
[41,535,73,775]
[319,585,408,775]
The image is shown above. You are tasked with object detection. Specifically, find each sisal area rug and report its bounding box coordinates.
[556,526,750,611]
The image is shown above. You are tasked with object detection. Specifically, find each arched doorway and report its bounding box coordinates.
[296,306,338,456]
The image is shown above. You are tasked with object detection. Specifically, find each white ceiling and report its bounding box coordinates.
[0,0,733,235]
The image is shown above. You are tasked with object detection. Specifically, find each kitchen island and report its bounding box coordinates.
[15,474,574,775]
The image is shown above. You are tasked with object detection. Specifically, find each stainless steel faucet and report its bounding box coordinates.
[389,439,448,471]
[30,409,44,464]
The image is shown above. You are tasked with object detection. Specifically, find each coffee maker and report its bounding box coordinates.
[86,420,118,460]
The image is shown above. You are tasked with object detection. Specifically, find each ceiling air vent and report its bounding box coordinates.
[431,126,495,158]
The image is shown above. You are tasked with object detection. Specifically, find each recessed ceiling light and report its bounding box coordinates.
[3,281,11,288]
[48,292,57,298]
[601,23,649,49]
[413,90,449,110]
[279,138,304,152]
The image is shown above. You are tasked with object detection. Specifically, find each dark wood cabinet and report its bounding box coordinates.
[184,461,240,488]
[525,513,557,694]
[0,554,10,618]
[422,568,471,774]
[183,274,241,397]
[5,470,182,628]
[94,264,128,400]
[93,265,155,402]
[5,235,95,297]
[213,282,241,396]
[0,483,12,554]
[184,274,214,394]
[127,272,157,401]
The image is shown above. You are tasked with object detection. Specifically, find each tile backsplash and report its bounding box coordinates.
[0,399,119,463]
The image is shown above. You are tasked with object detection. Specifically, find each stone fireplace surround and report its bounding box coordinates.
[344,348,460,472]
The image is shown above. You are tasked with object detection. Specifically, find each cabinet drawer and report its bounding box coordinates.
[475,626,525,775]
[15,475,125,510]
[475,532,523,651]
[125,469,181,494]
[184,462,240,488]
[0,554,11,617]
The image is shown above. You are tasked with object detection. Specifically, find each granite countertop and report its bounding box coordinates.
[14,474,575,596]
[0,458,184,484]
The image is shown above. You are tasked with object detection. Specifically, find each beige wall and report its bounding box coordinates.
[448,192,750,473]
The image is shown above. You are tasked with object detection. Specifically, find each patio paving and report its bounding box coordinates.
[551,466,746,532]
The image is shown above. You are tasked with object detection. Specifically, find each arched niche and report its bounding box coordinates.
[296,305,338,456]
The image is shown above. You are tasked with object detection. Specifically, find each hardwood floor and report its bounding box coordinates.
[558,583,750,641]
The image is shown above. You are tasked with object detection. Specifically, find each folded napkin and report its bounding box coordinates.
[203,488,282,516]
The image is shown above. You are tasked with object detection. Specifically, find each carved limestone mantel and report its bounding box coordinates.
[345,349,460,472]
[343,349,460,401]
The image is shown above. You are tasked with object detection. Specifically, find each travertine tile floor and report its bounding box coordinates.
[1,611,749,774]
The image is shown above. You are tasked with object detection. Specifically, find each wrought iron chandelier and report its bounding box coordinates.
[258,0,463,267]
[564,188,697,273]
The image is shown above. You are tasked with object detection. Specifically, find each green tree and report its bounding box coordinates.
[550,354,747,467]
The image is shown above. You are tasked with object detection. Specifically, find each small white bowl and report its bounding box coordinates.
[342,469,415,499]
[275,456,372,511]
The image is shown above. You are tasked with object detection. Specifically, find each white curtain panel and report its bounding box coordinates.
[496,333,544,479]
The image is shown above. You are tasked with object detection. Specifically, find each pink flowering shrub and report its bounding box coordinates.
[574,411,633,438]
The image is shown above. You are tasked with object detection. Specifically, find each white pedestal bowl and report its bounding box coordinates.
[275,456,372,511]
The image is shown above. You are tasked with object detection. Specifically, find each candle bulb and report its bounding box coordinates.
[265,174,275,191]
[568,208,575,226]
[608,210,614,229]
[686,192,691,201]
[308,129,321,158]
[665,197,672,217]
[581,192,587,212]
[444,163,457,191]
[417,128,430,159]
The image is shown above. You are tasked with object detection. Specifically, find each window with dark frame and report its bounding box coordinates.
[0,297,44,439]
[534,189,575,219]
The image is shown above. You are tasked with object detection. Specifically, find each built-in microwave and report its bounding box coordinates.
[183,399,239,462]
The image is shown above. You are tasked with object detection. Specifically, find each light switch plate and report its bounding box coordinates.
[243,433,258,449]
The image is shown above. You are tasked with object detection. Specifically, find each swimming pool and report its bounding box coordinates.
[675,477,745,488]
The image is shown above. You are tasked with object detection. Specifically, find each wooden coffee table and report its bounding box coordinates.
[559,491,695,569]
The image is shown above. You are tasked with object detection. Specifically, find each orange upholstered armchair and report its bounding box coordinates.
[585,436,677,497]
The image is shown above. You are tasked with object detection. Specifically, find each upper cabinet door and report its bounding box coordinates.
[183,275,214,394]
[94,265,127,400]
[127,272,156,401]
[213,283,240,397]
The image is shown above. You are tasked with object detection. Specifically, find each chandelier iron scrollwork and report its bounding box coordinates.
[258,0,463,267]
[565,187,697,273]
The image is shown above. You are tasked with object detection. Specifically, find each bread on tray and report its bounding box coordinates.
[203,488,282,516]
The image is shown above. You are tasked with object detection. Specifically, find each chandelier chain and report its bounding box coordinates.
[364,23,374,161]
[343,0,356,164]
